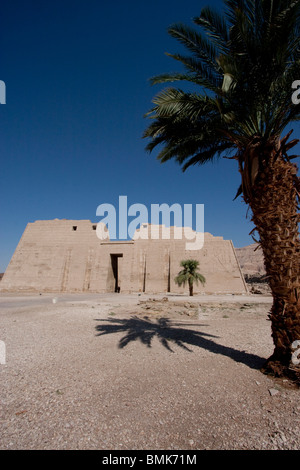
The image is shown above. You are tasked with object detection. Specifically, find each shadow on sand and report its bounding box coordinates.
[95,315,265,370]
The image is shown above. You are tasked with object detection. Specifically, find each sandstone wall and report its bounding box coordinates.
[0,219,247,294]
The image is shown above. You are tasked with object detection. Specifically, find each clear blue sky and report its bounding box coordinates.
[0,0,299,272]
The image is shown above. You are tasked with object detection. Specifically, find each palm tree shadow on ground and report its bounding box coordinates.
[95,315,265,370]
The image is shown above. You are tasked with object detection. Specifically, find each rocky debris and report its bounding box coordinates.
[269,388,280,396]
[137,298,199,316]
[248,280,271,296]
[123,297,272,321]
[234,243,272,295]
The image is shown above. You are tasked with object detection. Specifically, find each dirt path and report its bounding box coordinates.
[0,292,299,450]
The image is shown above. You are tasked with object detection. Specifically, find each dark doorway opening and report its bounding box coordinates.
[143,258,146,293]
[110,254,123,292]
[167,253,171,293]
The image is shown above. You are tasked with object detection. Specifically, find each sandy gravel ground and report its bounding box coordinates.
[0,291,299,450]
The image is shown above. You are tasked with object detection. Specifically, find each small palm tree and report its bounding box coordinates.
[144,0,300,380]
[175,259,206,296]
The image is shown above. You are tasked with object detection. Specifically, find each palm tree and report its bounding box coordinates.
[175,259,206,296]
[144,0,300,380]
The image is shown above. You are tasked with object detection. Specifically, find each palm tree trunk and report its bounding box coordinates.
[189,279,193,296]
[241,136,300,380]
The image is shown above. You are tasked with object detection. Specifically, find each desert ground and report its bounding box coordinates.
[0,290,299,450]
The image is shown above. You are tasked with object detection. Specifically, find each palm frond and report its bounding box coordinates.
[167,23,220,72]
[193,6,229,53]
[181,142,233,171]
[144,0,300,173]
